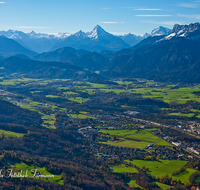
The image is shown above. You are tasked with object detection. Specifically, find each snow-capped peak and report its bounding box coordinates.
[74,30,87,38]
[151,26,172,37]
[87,25,110,39]
[156,22,200,42]
[0,30,71,40]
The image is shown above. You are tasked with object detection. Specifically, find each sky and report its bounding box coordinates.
[0,0,200,36]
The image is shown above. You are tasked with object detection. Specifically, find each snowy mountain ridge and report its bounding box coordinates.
[157,22,200,42]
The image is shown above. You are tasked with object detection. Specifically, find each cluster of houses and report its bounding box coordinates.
[152,129,200,157]
[175,123,200,135]
[77,124,194,161]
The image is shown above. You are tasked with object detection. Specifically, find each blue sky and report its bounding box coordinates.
[0,0,200,35]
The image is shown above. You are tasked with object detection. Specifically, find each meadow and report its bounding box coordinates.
[127,85,200,104]
[0,129,25,137]
[69,114,96,119]
[111,164,138,173]
[99,129,172,149]
[168,112,195,117]
[110,159,195,188]
[156,182,171,190]
[2,77,200,106]
[126,159,195,183]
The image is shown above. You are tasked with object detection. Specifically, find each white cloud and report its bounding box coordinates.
[142,20,183,26]
[134,8,162,11]
[15,26,50,29]
[0,2,5,3]
[177,3,199,8]
[100,22,124,24]
[135,15,171,17]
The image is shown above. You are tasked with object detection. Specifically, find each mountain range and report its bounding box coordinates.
[0,25,171,53]
[0,22,200,83]
[103,22,200,83]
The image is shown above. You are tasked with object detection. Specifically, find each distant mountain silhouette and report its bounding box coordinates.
[0,57,105,81]
[0,35,37,58]
[34,47,109,71]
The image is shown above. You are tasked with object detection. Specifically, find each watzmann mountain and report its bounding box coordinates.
[50,25,131,52]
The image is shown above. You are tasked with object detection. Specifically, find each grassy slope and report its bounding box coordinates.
[99,129,172,147]
[0,130,25,137]
[111,164,138,173]
[126,159,195,183]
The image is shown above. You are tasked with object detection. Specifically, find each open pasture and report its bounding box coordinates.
[126,159,195,183]
[111,164,138,173]
[69,114,96,119]
[168,112,195,117]
[127,85,200,104]
[102,139,149,149]
[0,130,25,137]
[128,178,140,188]
[68,97,90,103]
[99,129,172,147]
[156,182,171,190]
[0,78,70,86]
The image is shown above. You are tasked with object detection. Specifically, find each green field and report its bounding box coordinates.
[146,128,159,131]
[42,114,56,129]
[19,101,41,111]
[19,103,37,111]
[126,159,194,183]
[111,164,138,173]
[172,168,196,183]
[31,91,42,93]
[0,78,70,87]
[68,97,90,103]
[0,130,25,137]
[7,161,63,185]
[63,91,77,95]
[156,182,171,190]
[168,112,195,117]
[127,85,200,104]
[46,95,60,98]
[69,114,96,119]
[99,88,125,94]
[99,130,172,148]
[101,140,150,149]
[42,115,55,120]
[128,178,140,188]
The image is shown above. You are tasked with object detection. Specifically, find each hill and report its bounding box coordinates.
[0,57,88,79]
[34,47,109,71]
[0,35,37,58]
